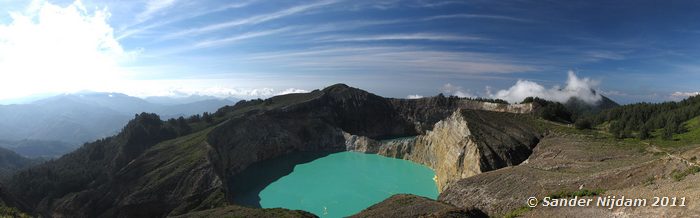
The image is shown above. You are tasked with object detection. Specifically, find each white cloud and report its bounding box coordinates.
[671,91,700,99]
[160,87,308,99]
[441,83,473,98]
[0,0,132,100]
[491,71,602,104]
[100,78,309,99]
[277,88,309,95]
[407,94,424,99]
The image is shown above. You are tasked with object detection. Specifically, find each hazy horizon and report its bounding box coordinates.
[2,0,699,104]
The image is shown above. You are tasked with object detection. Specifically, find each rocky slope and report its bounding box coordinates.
[438,132,700,217]
[171,205,316,218]
[389,95,533,133]
[350,194,487,218]
[346,109,542,191]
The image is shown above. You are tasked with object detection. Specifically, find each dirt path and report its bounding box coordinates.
[646,142,698,167]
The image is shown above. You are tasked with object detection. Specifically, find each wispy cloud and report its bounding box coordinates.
[317,33,483,42]
[285,19,409,36]
[424,14,533,23]
[582,50,627,61]
[118,0,258,40]
[163,0,339,39]
[193,27,293,48]
[242,46,538,75]
[412,0,467,8]
[137,0,178,23]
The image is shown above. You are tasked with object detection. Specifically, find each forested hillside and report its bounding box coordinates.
[583,95,700,140]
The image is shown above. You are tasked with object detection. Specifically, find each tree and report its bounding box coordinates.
[574,118,592,130]
[609,121,624,139]
[174,116,191,136]
[661,116,681,140]
[202,112,213,123]
[638,125,650,140]
[188,114,201,122]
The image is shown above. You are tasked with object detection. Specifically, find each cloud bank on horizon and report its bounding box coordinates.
[0,0,699,103]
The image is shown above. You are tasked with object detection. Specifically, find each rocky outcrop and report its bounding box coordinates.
[347,110,542,191]
[389,95,533,133]
[349,194,487,218]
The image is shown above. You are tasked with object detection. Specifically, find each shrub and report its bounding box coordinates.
[671,166,700,181]
[547,188,605,199]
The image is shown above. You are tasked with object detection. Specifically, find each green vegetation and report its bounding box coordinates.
[671,166,700,181]
[547,189,606,199]
[522,97,573,123]
[643,176,656,186]
[647,116,700,147]
[587,95,700,140]
[574,118,593,130]
[6,112,217,210]
[0,206,31,218]
[461,96,509,104]
[503,206,532,218]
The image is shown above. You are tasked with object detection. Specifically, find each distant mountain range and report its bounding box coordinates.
[0,92,237,158]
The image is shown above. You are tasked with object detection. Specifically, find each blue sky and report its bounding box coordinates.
[1,0,699,104]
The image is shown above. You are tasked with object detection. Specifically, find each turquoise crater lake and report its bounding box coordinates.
[231,151,438,218]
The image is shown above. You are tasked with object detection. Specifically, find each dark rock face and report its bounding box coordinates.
[349,194,487,218]
[459,110,542,171]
